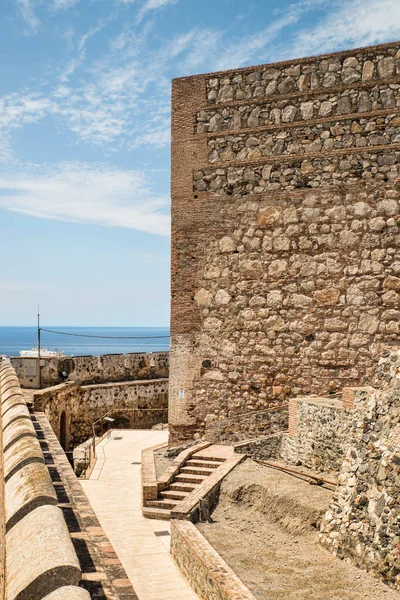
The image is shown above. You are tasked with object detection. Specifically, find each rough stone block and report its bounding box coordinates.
[2,404,31,431]
[6,504,81,600]
[1,388,24,404]
[2,395,27,418]
[5,461,58,531]
[42,586,91,599]
[1,378,20,395]
[3,419,36,453]
[4,434,44,482]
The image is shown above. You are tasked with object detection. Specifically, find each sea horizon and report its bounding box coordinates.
[0,326,170,357]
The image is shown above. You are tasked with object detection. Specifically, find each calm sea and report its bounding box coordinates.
[0,327,170,357]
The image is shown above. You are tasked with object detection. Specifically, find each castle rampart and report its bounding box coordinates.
[0,364,86,600]
[33,378,168,450]
[11,351,169,389]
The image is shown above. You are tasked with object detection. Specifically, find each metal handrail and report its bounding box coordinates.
[91,407,168,458]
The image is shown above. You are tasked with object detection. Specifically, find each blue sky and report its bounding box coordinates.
[1,0,400,326]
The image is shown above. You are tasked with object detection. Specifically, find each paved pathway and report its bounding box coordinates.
[81,429,199,600]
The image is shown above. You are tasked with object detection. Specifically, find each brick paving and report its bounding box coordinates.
[81,430,199,600]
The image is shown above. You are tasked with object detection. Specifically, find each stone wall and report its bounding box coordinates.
[234,432,284,460]
[34,379,168,450]
[204,405,288,444]
[170,40,400,444]
[280,396,353,474]
[11,351,169,389]
[0,363,87,600]
[170,519,257,600]
[320,350,400,590]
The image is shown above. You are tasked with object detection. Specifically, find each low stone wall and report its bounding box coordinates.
[34,378,168,449]
[205,405,288,444]
[320,351,400,591]
[233,391,374,472]
[171,453,245,522]
[171,519,257,600]
[0,363,84,600]
[157,442,211,492]
[11,351,169,388]
[279,396,353,474]
[234,432,284,459]
[142,441,168,503]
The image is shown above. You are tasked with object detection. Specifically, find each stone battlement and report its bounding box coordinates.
[11,351,169,389]
[0,364,88,600]
[33,377,168,450]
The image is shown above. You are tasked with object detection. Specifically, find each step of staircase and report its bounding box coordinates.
[175,473,205,484]
[186,459,221,469]
[142,506,171,520]
[180,465,215,476]
[170,482,196,493]
[194,454,226,463]
[146,499,177,510]
[160,490,188,501]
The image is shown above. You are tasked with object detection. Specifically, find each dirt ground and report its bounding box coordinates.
[197,459,400,600]
[154,448,174,479]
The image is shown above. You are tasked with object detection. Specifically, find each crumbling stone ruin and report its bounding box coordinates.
[321,349,400,589]
[169,40,400,445]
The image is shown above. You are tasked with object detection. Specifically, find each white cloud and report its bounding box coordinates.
[0,162,170,236]
[171,28,223,72]
[15,0,40,34]
[291,0,400,57]
[137,0,179,22]
[8,0,400,159]
[0,139,14,164]
[59,14,119,83]
[213,0,328,71]
[51,0,80,9]
[0,93,56,162]
[0,93,54,130]
[132,127,170,148]
[15,0,81,34]
[141,0,177,9]
[214,0,400,71]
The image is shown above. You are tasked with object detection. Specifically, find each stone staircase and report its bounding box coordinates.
[142,449,227,520]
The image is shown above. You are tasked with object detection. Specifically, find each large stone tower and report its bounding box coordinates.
[170,40,400,444]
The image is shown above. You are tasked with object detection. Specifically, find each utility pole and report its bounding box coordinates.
[37,306,41,389]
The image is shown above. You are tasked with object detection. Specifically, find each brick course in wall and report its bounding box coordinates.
[170,40,400,444]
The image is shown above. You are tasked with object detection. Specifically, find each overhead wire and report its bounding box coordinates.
[39,328,170,340]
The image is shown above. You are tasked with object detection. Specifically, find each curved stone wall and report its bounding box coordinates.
[0,363,83,600]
